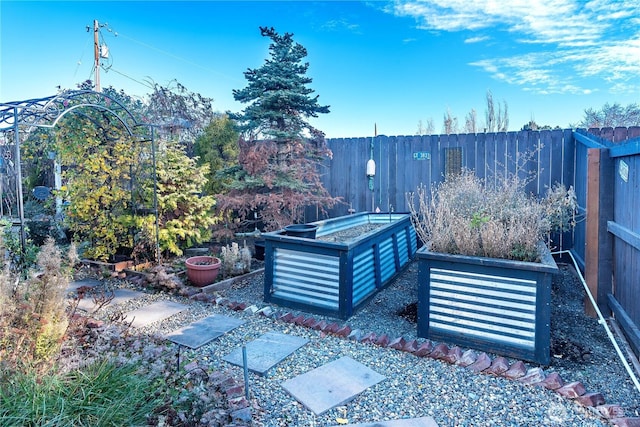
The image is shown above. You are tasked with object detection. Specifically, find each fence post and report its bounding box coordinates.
[584,148,614,318]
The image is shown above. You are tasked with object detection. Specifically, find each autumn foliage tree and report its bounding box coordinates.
[217,27,339,234]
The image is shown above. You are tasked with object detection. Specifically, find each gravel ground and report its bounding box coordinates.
[76,257,640,427]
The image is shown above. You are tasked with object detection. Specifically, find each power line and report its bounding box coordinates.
[73,33,93,79]
[116,32,242,83]
[106,67,155,91]
[84,20,242,93]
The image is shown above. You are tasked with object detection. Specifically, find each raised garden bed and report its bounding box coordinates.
[263,212,417,319]
[416,243,558,365]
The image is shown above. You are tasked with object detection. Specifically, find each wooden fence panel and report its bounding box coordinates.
[396,136,413,212]
[495,132,507,185]
[572,140,589,269]
[520,131,534,194]
[377,135,391,212]
[320,129,573,222]
[429,135,442,190]
[539,130,554,193]
[561,128,577,251]
[463,132,476,171]
[562,129,575,186]
[612,152,640,327]
[475,133,486,181]
[485,132,497,187]
[506,131,518,181]
[410,135,432,191]
[601,127,615,141]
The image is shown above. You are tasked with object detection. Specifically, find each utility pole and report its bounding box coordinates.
[93,19,101,91]
[90,20,113,91]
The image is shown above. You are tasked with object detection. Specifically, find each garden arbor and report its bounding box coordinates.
[0,90,161,262]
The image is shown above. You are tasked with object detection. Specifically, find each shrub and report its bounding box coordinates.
[407,169,577,262]
[0,219,40,271]
[0,237,76,372]
[220,241,252,277]
[133,141,218,259]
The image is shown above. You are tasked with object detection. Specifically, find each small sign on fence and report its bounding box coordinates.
[413,151,430,160]
[619,160,629,182]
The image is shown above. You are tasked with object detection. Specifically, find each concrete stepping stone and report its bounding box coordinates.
[223,331,308,376]
[281,356,385,415]
[77,288,146,313]
[123,300,188,328]
[328,417,439,427]
[166,315,245,349]
[67,278,101,293]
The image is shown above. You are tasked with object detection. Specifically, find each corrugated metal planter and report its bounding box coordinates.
[416,243,558,365]
[264,212,417,319]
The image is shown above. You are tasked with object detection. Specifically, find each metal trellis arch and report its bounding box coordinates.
[0,89,161,263]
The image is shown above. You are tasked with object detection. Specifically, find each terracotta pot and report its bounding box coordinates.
[185,255,221,287]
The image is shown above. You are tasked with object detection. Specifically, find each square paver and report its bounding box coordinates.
[281,356,385,415]
[77,288,145,313]
[223,331,308,376]
[166,315,245,349]
[123,300,188,328]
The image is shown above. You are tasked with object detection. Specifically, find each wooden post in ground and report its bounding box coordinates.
[584,148,614,318]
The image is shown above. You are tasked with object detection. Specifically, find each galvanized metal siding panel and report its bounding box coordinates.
[397,231,409,264]
[409,227,418,255]
[352,247,376,304]
[265,214,418,319]
[379,238,396,283]
[272,248,340,310]
[429,268,537,350]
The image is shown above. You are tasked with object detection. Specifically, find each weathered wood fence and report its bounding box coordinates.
[573,127,640,359]
[317,129,574,217]
[304,127,640,358]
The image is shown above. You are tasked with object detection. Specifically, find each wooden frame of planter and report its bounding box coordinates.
[416,243,558,365]
[263,212,417,320]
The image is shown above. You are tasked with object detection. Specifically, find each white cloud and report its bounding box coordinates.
[389,0,640,95]
[464,35,490,44]
[321,18,361,34]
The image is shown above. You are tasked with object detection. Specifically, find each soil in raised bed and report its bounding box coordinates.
[316,223,384,243]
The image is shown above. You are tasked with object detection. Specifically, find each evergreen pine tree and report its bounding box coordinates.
[217,27,339,234]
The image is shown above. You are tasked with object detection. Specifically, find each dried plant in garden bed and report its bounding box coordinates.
[407,169,578,262]
[220,242,252,277]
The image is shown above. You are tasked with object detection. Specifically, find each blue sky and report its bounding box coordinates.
[1,0,639,138]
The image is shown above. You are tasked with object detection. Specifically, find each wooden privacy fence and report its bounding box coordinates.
[573,127,640,359]
[318,129,575,218]
[304,127,640,358]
